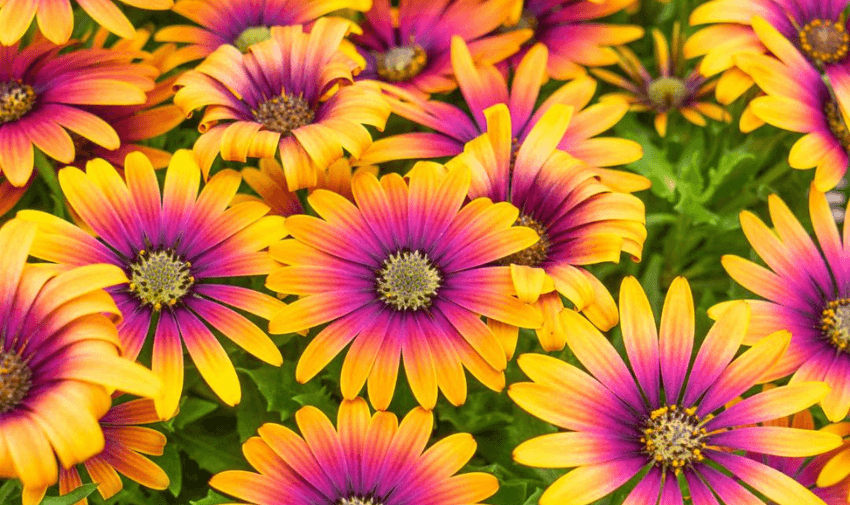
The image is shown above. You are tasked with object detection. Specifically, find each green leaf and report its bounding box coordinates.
[171,397,220,430]
[40,484,98,505]
[173,430,248,474]
[522,488,544,505]
[189,490,231,505]
[154,441,183,497]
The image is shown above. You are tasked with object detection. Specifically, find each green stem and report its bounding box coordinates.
[32,148,66,219]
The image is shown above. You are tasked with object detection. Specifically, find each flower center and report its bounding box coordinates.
[642,405,707,471]
[821,298,850,351]
[501,10,538,34]
[252,93,315,136]
[647,77,689,110]
[374,44,428,82]
[128,249,194,311]
[499,214,550,267]
[0,80,35,124]
[336,497,383,505]
[799,19,849,65]
[0,351,32,414]
[376,250,441,311]
[234,25,272,52]
[824,98,850,152]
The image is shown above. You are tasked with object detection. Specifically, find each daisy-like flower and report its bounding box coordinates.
[0,219,160,505]
[266,163,543,410]
[16,150,287,419]
[499,0,643,80]
[448,104,647,357]
[735,17,849,191]
[156,0,372,68]
[174,17,390,190]
[687,0,850,103]
[211,398,499,505]
[0,0,173,45]
[0,39,155,188]
[350,0,531,96]
[235,157,379,216]
[592,24,730,137]
[717,186,850,421]
[359,38,643,169]
[746,410,850,504]
[25,398,169,505]
[510,276,842,505]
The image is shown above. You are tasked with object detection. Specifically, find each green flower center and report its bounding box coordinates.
[499,214,549,268]
[799,18,849,65]
[377,250,441,311]
[234,26,272,52]
[0,80,35,124]
[642,405,707,472]
[129,249,194,311]
[822,298,850,352]
[374,44,428,82]
[824,99,850,152]
[0,351,31,414]
[253,93,315,136]
[337,497,383,505]
[500,10,538,34]
[647,77,689,110]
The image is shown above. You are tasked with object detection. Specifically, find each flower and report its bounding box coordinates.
[156,0,372,67]
[686,0,850,103]
[210,398,499,505]
[448,103,648,357]
[0,38,155,188]
[16,150,287,419]
[0,0,174,45]
[174,17,390,190]
[359,37,643,168]
[510,276,842,505]
[266,163,543,410]
[592,24,730,137]
[235,157,379,216]
[733,17,849,191]
[718,186,850,421]
[500,0,643,80]
[24,398,169,505]
[746,409,850,505]
[0,219,160,504]
[350,0,531,96]
[818,422,850,501]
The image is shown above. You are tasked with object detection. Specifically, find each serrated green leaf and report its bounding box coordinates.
[172,397,220,430]
[154,441,183,497]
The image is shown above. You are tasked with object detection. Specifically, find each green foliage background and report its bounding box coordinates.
[1,0,837,503]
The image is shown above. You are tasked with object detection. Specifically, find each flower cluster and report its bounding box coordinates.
[0,1,849,505]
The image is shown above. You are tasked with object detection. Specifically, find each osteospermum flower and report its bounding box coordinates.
[156,0,372,67]
[687,0,850,103]
[359,38,643,169]
[592,24,730,137]
[746,410,850,504]
[448,104,647,357]
[736,17,849,191]
[0,39,155,188]
[25,399,169,505]
[0,219,160,505]
[510,276,842,505]
[234,157,379,216]
[0,0,173,45]
[266,163,543,409]
[499,0,643,80]
[16,150,287,419]
[717,187,850,421]
[211,399,498,505]
[350,0,531,96]
[174,17,390,190]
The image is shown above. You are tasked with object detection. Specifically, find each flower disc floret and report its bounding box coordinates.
[499,214,550,267]
[799,18,849,65]
[129,249,194,310]
[377,250,441,311]
[338,497,384,505]
[642,405,707,470]
[647,76,689,109]
[375,44,428,81]
[821,298,850,352]
[252,93,315,136]
[0,81,35,123]
[0,351,31,413]
[824,99,850,151]
[235,26,271,52]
